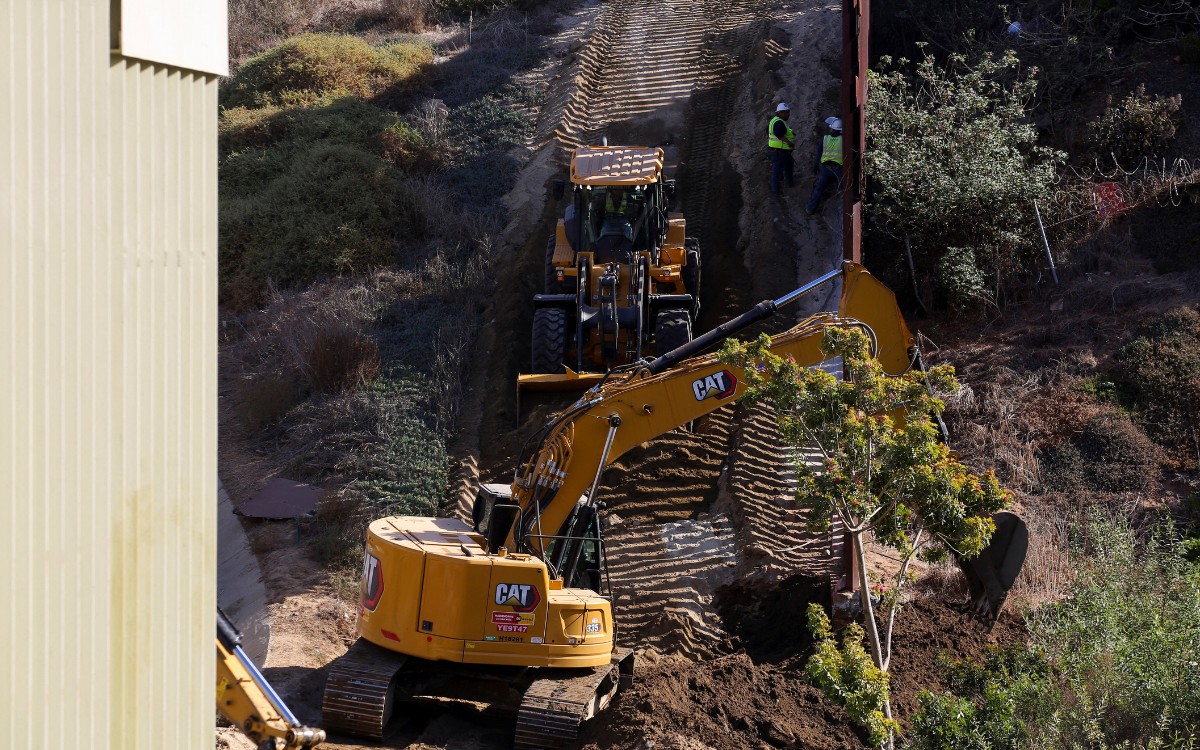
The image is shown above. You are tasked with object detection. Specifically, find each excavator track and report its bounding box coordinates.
[320,638,408,741]
[514,648,635,750]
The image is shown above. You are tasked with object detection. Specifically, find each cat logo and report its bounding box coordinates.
[494,583,541,613]
[691,369,737,402]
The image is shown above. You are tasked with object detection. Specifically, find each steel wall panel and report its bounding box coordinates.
[0,1,218,747]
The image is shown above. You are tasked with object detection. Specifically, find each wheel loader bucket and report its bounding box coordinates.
[517,368,609,392]
[957,511,1028,625]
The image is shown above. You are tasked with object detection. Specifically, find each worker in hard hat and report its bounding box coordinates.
[768,102,796,195]
[806,116,844,214]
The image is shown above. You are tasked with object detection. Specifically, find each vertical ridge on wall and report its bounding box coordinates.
[0,2,218,748]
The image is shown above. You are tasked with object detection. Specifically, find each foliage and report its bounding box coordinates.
[1039,411,1161,494]
[909,518,1200,750]
[720,326,1011,749]
[719,327,1010,557]
[908,647,1057,750]
[221,34,432,109]
[867,50,1065,307]
[1089,84,1183,165]
[1113,307,1200,470]
[936,246,989,310]
[220,97,441,171]
[220,144,426,304]
[1029,519,1200,748]
[806,605,900,748]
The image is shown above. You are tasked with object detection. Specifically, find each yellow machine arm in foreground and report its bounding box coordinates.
[218,609,325,750]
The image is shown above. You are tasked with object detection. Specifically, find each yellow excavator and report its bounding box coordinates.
[218,608,326,749]
[320,262,1026,747]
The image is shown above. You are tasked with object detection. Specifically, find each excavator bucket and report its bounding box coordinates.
[957,511,1028,625]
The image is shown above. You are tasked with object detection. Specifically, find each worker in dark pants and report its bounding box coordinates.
[768,102,795,195]
[806,117,844,214]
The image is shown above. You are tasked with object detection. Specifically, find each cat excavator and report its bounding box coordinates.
[319,262,1026,747]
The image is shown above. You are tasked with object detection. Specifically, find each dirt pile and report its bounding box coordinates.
[572,592,1025,750]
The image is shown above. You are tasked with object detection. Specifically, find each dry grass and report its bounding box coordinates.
[308,327,382,393]
[944,367,1045,494]
[1006,499,1075,610]
[228,0,435,68]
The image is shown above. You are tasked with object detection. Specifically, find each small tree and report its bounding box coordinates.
[720,327,1011,748]
[867,49,1065,307]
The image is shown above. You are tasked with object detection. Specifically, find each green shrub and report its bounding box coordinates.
[221,34,432,109]
[1089,84,1183,164]
[805,604,899,748]
[1039,412,1161,494]
[867,50,1065,307]
[1114,307,1200,470]
[911,519,1200,750]
[936,246,988,310]
[220,144,424,304]
[1030,520,1200,747]
[909,648,1057,750]
[220,98,441,171]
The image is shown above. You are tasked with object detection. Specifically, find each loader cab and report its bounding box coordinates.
[572,185,655,258]
[565,145,670,261]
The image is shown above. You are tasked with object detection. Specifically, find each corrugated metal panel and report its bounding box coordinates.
[0,1,217,747]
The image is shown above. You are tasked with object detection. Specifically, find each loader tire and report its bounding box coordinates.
[545,234,571,294]
[532,307,568,373]
[681,238,701,320]
[655,309,692,357]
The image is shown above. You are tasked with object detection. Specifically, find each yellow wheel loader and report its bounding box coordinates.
[523,145,701,392]
[218,608,326,749]
[320,263,1026,747]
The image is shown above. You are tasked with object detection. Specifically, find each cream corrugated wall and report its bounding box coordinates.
[0,2,217,748]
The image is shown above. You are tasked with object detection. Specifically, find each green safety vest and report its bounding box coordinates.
[821,134,844,165]
[605,191,627,213]
[768,116,794,150]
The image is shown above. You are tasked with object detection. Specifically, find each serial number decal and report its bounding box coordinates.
[497,624,529,633]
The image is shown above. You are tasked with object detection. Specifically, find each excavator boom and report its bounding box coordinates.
[504,263,913,556]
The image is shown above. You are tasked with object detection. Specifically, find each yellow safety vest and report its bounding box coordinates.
[768,116,794,150]
[821,135,844,165]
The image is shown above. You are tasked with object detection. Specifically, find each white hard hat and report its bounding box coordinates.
[829,117,843,131]
[776,102,790,112]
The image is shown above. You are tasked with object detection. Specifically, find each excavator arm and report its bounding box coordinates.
[505,263,914,556]
[495,262,1024,620]
[217,609,326,750]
